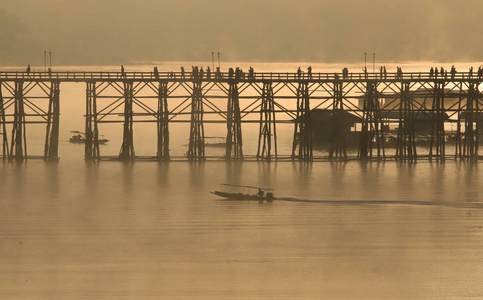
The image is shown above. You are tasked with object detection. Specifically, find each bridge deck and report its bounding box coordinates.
[0,71,481,82]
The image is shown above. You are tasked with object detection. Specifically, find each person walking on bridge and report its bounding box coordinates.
[120,65,125,78]
[154,66,159,79]
[307,66,312,79]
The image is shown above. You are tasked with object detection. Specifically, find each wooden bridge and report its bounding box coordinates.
[1,68,482,162]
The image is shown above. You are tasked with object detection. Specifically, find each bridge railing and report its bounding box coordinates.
[0,71,481,81]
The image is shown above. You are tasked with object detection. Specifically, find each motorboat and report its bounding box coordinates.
[69,131,109,144]
[211,184,275,201]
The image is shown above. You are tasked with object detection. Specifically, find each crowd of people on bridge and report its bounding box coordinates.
[21,64,483,81]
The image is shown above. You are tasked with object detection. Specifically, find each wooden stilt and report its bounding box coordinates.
[10,81,27,162]
[460,82,479,159]
[43,81,60,161]
[329,81,347,160]
[429,82,445,161]
[0,82,8,160]
[292,82,313,161]
[358,80,385,160]
[188,81,205,160]
[257,82,277,160]
[119,81,135,161]
[396,82,417,161]
[226,82,243,160]
[85,82,100,160]
[157,81,170,160]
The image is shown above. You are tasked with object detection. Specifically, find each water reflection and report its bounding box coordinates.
[2,159,483,299]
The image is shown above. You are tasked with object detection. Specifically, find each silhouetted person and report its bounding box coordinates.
[228,67,234,79]
[434,67,439,78]
[380,66,383,79]
[383,66,387,79]
[342,67,348,79]
[451,65,456,79]
[191,66,195,79]
[48,67,52,77]
[297,67,302,79]
[216,67,221,79]
[248,67,254,79]
[206,66,211,79]
[154,66,159,79]
[120,65,125,78]
[235,67,240,80]
[26,65,31,74]
[430,67,434,78]
[307,66,312,79]
[181,66,185,78]
[440,67,444,77]
[199,67,204,79]
[469,66,473,78]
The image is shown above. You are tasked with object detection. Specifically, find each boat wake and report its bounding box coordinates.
[271,197,483,209]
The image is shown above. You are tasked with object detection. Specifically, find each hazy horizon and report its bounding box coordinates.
[2,0,483,66]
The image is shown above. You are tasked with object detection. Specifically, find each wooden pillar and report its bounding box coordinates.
[291,82,313,161]
[0,82,8,160]
[226,82,243,160]
[455,82,463,159]
[85,82,100,160]
[460,82,479,159]
[43,81,60,161]
[429,82,445,161]
[119,81,135,161]
[187,81,205,160]
[396,82,417,161]
[358,80,385,160]
[257,82,277,160]
[329,81,347,160]
[157,81,170,160]
[10,81,27,161]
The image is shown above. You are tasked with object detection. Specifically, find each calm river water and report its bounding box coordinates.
[1,62,483,299]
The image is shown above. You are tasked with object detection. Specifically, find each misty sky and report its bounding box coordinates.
[1,0,483,65]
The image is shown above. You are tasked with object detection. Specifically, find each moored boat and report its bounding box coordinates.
[70,131,109,144]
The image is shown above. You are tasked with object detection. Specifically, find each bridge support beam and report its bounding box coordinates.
[329,81,347,160]
[0,82,8,160]
[429,82,445,161]
[226,82,243,160]
[458,82,480,160]
[43,81,60,161]
[292,82,313,161]
[257,82,277,160]
[10,81,27,161]
[85,82,100,160]
[188,81,205,160]
[396,82,417,161]
[157,81,170,160]
[358,81,385,160]
[119,81,135,161]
